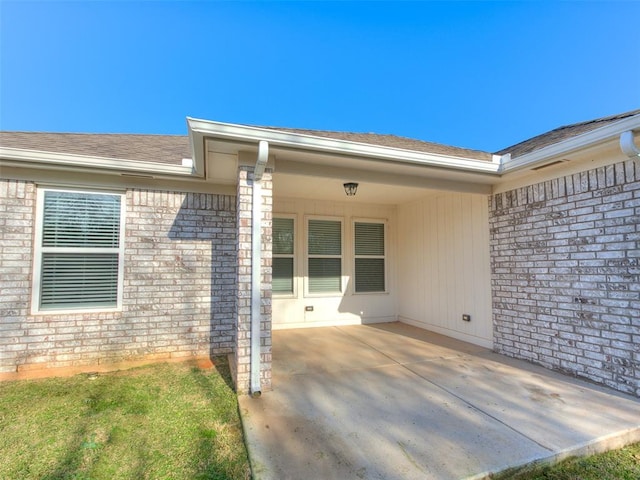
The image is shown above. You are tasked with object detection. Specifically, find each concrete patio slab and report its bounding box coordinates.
[239,323,640,480]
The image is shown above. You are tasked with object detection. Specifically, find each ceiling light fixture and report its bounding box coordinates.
[343,182,359,196]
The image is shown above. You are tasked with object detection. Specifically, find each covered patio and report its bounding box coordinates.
[190,116,501,393]
[271,139,495,348]
[239,323,640,479]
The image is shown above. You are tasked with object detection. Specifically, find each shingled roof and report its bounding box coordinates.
[496,109,640,158]
[0,127,494,163]
[0,132,191,165]
[259,126,494,161]
[2,109,638,166]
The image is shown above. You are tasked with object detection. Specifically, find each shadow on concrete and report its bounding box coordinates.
[240,322,640,480]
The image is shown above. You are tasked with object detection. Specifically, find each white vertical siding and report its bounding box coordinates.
[273,197,398,329]
[397,192,493,347]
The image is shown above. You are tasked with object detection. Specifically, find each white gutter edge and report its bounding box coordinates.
[187,117,499,174]
[186,120,207,177]
[0,147,194,177]
[250,140,269,396]
[500,114,640,172]
[620,131,640,158]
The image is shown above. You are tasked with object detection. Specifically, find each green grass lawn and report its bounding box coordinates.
[1,360,638,480]
[493,442,640,480]
[0,359,250,480]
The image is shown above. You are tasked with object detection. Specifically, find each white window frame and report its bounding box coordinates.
[352,218,388,295]
[31,186,126,314]
[305,215,344,297]
[272,214,297,298]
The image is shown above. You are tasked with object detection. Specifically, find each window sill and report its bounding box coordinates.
[352,291,390,296]
[272,293,297,299]
[30,306,122,316]
[304,292,344,298]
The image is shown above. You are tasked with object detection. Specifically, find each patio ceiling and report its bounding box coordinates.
[274,172,442,205]
[206,137,497,203]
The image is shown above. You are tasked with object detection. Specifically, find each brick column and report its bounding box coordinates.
[236,167,273,394]
[0,180,36,374]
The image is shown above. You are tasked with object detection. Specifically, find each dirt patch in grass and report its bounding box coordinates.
[0,357,250,480]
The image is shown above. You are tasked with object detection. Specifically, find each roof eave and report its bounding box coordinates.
[187,117,502,174]
[0,147,195,177]
[500,114,640,173]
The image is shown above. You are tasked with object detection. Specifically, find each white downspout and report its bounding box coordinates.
[620,131,640,162]
[250,140,269,396]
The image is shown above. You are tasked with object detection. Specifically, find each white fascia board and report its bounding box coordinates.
[186,121,207,177]
[0,147,194,176]
[500,114,640,172]
[187,117,500,174]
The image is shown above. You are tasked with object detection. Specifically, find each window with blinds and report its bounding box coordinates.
[273,217,295,295]
[354,221,385,293]
[34,189,124,311]
[307,218,342,293]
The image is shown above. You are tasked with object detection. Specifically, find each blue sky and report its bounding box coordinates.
[1,1,638,152]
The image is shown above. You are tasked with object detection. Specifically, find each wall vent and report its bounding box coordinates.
[531,159,566,171]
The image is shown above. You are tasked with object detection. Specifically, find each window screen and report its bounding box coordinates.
[308,219,342,293]
[273,217,295,294]
[354,221,385,293]
[37,190,123,310]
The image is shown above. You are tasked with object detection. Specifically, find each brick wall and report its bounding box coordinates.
[0,180,36,373]
[490,159,640,396]
[0,180,237,376]
[126,189,237,358]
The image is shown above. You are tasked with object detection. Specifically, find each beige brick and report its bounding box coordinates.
[490,159,640,397]
[1,185,239,377]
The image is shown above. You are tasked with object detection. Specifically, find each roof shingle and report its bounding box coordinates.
[496,109,640,158]
[2,108,638,166]
[0,132,191,165]
[259,126,494,161]
[1,128,494,164]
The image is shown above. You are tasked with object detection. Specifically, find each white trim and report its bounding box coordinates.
[7,114,638,190]
[117,192,126,309]
[31,186,126,314]
[500,114,640,172]
[1,165,237,196]
[272,315,397,330]
[31,189,45,314]
[187,117,499,173]
[273,318,362,330]
[189,114,640,180]
[0,147,195,177]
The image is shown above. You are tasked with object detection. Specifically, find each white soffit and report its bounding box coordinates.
[204,138,497,194]
[492,141,627,194]
[204,142,238,184]
[192,115,640,187]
